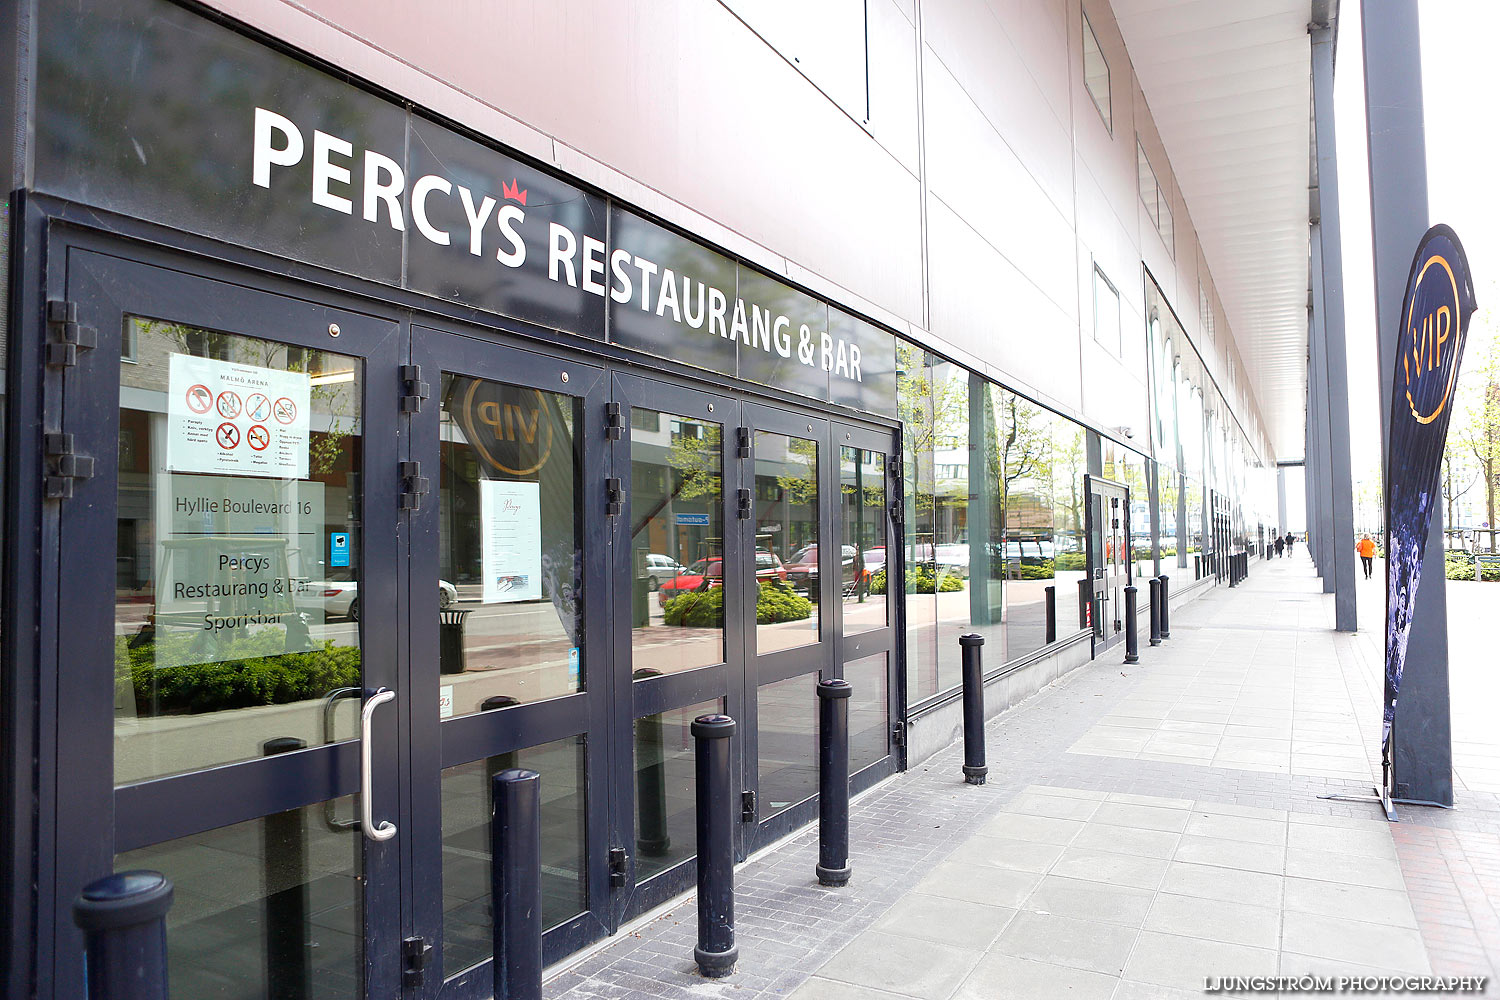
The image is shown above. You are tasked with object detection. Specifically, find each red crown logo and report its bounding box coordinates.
[502,179,528,206]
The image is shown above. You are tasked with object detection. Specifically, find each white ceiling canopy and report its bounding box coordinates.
[1112,0,1316,460]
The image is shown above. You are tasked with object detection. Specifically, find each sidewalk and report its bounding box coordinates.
[548,555,1500,999]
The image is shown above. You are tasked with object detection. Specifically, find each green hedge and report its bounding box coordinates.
[1445,552,1500,582]
[867,565,964,595]
[1054,552,1085,571]
[663,581,814,626]
[119,632,361,715]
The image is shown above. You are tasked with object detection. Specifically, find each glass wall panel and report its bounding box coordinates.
[440,736,586,976]
[840,446,888,635]
[966,378,1006,654]
[117,795,363,1000]
[757,673,817,817]
[754,430,819,654]
[845,653,889,774]
[437,373,583,714]
[115,319,364,784]
[999,392,1059,659]
[931,359,969,691]
[1052,419,1089,629]
[898,344,937,705]
[630,409,725,676]
[633,699,722,883]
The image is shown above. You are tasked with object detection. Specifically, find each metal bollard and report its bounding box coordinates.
[627,671,671,857]
[492,768,543,1000]
[1229,552,1239,587]
[74,871,174,1000]
[1044,585,1057,644]
[816,678,853,886]
[692,714,738,978]
[1148,577,1162,646]
[262,737,310,1000]
[959,634,988,785]
[1194,554,1201,580]
[1077,577,1091,631]
[1124,586,1139,664]
[1158,575,1171,638]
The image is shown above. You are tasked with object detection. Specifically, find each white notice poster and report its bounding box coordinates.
[167,354,311,478]
[480,480,542,603]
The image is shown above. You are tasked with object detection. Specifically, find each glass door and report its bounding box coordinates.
[609,372,742,918]
[53,250,404,1000]
[407,325,612,996]
[1083,475,1131,652]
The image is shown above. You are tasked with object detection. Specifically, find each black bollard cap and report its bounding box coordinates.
[74,871,174,931]
[492,767,540,786]
[481,695,520,712]
[262,736,306,756]
[959,633,985,647]
[691,714,736,739]
[816,678,853,699]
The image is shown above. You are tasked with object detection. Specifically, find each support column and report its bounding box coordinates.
[1308,238,1335,590]
[1362,0,1451,806]
[1312,22,1358,631]
[1277,467,1289,536]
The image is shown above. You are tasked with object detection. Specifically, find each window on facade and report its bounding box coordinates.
[1093,267,1121,356]
[1137,141,1173,254]
[1198,283,1216,348]
[1082,11,1111,132]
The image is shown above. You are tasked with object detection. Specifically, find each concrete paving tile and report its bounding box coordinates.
[1105,792,1195,809]
[817,930,981,1000]
[1283,847,1407,890]
[1157,862,1284,909]
[1090,802,1192,833]
[1071,823,1181,860]
[870,894,1017,951]
[1121,931,1277,991]
[1023,785,1106,800]
[914,862,1044,908]
[948,836,1065,873]
[1190,801,1288,822]
[1280,911,1431,972]
[1111,980,1220,1000]
[787,977,910,1000]
[1020,874,1155,926]
[1003,791,1102,821]
[1173,835,1286,875]
[1183,813,1287,846]
[953,954,1116,1000]
[1144,893,1281,949]
[976,813,1084,846]
[1049,848,1169,890]
[1285,822,1397,859]
[1286,811,1399,831]
[992,910,1139,976]
[1281,877,1418,928]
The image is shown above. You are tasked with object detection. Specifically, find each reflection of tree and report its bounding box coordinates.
[775,436,819,504]
[631,420,721,541]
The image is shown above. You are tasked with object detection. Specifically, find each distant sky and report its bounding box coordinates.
[1334,1,1500,486]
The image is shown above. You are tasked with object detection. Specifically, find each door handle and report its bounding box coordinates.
[360,688,398,842]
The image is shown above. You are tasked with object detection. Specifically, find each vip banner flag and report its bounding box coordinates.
[1382,225,1476,796]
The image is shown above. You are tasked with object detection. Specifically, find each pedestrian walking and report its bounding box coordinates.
[1285,532,1295,555]
[1357,535,1376,579]
[1275,536,1285,558]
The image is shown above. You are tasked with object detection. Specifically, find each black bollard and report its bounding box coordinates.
[1158,575,1171,638]
[1044,585,1057,645]
[1148,577,1162,646]
[1124,586,1139,664]
[262,737,310,1000]
[633,669,671,857]
[1076,577,1091,631]
[74,871,174,1000]
[959,634,988,785]
[491,768,542,1000]
[481,696,522,801]
[1194,554,1201,580]
[1229,552,1239,587]
[692,714,738,978]
[816,678,853,886]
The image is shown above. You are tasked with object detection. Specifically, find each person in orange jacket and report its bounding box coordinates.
[1357,535,1376,579]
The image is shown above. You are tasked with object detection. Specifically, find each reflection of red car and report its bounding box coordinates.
[657,554,787,605]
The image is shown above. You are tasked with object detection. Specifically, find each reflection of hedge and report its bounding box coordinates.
[1054,552,1085,571]
[1445,552,1500,582]
[663,581,814,625]
[119,632,361,715]
[868,566,963,595]
[1014,561,1054,580]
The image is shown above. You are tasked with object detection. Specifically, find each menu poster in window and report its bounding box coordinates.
[151,474,325,669]
[480,480,543,603]
[167,354,311,478]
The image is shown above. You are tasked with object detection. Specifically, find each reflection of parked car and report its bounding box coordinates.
[934,544,970,576]
[657,554,786,605]
[784,544,857,593]
[644,553,686,591]
[297,580,458,621]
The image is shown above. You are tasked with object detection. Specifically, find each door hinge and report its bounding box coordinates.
[606,477,623,517]
[741,790,756,822]
[402,936,433,988]
[605,401,623,440]
[400,461,429,510]
[891,721,906,747]
[736,427,750,459]
[44,432,94,499]
[399,365,430,413]
[45,300,96,367]
[608,846,629,888]
[736,487,751,520]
